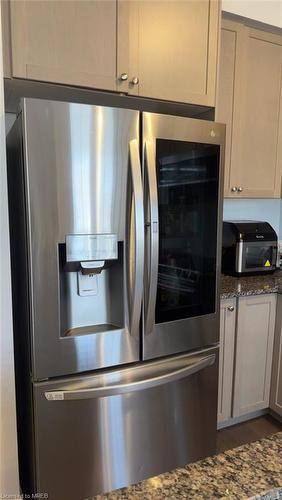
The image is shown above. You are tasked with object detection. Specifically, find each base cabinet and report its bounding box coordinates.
[233,294,276,417]
[218,299,236,423]
[218,294,276,424]
[270,294,282,417]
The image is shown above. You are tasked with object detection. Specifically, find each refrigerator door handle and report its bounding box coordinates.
[45,353,216,401]
[144,140,159,336]
[128,139,144,337]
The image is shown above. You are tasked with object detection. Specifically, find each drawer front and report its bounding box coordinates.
[33,348,218,499]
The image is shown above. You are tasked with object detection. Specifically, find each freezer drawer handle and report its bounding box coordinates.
[45,354,215,401]
[144,140,159,336]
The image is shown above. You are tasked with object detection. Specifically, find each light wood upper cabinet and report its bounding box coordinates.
[117,0,220,106]
[216,20,282,198]
[236,29,282,198]
[2,0,221,106]
[218,298,236,425]
[4,0,118,91]
[233,294,276,418]
[215,20,244,197]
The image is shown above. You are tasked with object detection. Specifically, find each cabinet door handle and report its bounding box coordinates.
[231,186,237,192]
[237,186,243,192]
[228,305,234,312]
[130,76,139,85]
[119,73,128,81]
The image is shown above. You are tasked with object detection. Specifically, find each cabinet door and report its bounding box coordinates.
[215,19,245,197]
[235,29,282,198]
[233,294,276,418]
[218,299,236,424]
[217,22,282,198]
[8,0,117,90]
[117,0,220,106]
[270,294,282,417]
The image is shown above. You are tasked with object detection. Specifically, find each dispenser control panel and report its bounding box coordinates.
[66,234,118,263]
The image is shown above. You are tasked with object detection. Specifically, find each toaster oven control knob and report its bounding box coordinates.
[119,73,128,81]
[231,186,238,192]
[237,186,243,192]
[228,306,235,312]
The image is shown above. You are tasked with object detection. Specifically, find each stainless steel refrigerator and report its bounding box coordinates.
[7,98,225,500]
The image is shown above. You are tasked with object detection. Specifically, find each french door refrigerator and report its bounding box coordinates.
[7,98,225,500]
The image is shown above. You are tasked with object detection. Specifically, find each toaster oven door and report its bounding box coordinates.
[237,241,277,273]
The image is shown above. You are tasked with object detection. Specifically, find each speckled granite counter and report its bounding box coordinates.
[220,269,282,300]
[96,432,282,499]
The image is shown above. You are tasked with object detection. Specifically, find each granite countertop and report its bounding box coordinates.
[220,269,282,300]
[96,432,282,499]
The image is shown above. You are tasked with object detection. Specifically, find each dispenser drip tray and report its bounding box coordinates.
[65,324,121,337]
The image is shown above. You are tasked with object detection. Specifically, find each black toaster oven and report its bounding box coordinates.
[222,220,277,276]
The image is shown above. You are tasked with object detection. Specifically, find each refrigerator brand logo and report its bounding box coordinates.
[255,235,264,239]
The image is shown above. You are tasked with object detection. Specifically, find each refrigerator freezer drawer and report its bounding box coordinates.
[33,347,218,499]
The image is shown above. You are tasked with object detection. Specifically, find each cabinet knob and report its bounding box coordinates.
[119,73,128,81]
[237,186,243,192]
[130,76,139,85]
[231,186,238,192]
[228,305,234,312]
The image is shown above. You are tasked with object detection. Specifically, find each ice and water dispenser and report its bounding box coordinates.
[59,233,124,337]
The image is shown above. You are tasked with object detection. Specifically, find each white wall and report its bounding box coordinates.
[5,113,16,134]
[0,0,20,496]
[222,0,282,28]
[223,199,282,237]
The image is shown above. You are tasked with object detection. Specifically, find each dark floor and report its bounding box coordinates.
[217,414,282,453]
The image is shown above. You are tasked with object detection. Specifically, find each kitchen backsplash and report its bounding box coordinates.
[223,199,282,238]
